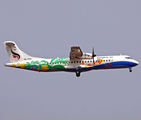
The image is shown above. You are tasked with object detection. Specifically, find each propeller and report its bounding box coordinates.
[92,47,96,65]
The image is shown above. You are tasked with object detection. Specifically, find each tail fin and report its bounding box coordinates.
[4,41,32,63]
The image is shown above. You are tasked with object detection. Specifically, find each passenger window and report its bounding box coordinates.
[71,61,73,63]
[74,61,75,63]
[79,61,81,63]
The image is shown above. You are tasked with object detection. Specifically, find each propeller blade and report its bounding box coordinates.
[92,47,94,57]
[92,47,96,65]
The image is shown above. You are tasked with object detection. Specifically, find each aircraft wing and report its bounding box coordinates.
[69,46,83,59]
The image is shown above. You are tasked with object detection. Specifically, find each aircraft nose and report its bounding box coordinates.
[134,60,139,66]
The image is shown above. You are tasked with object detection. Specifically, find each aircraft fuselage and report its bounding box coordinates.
[5,55,138,73]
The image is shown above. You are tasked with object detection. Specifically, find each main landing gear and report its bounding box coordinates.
[75,66,82,77]
[76,70,81,77]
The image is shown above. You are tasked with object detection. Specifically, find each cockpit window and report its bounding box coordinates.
[125,57,132,59]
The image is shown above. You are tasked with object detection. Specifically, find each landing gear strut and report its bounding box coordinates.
[76,70,81,77]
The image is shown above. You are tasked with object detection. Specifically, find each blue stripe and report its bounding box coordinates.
[93,61,138,69]
[64,61,138,72]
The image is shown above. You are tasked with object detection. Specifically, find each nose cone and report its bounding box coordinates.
[133,60,139,66]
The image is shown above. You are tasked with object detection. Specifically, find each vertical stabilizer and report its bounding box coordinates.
[4,41,32,63]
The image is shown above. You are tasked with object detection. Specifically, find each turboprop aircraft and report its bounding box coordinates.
[4,41,139,77]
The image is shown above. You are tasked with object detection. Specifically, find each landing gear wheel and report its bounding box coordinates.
[76,70,80,77]
[130,69,132,72]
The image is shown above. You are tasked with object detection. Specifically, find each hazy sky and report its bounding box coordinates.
[0,0,141,120]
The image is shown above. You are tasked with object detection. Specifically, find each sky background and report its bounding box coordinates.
[0,0,141,120]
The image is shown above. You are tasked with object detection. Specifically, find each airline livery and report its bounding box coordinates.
[4,41,139,77]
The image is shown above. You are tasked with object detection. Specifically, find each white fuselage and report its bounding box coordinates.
[5,55,139,72]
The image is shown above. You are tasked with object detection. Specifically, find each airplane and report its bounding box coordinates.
[4,41,139,77]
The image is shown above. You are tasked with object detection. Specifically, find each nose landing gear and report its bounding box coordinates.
[129,67,132,72]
